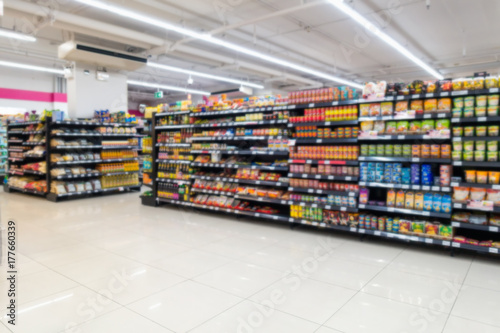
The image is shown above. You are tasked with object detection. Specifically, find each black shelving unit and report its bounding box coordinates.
[5,118,141,202]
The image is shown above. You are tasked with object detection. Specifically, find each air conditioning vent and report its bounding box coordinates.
[58,41,147,71]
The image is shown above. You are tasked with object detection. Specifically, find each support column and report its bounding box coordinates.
[67,64,128,119]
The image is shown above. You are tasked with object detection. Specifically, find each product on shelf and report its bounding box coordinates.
[100,174,139,188]
[289,178,358,191]
[142,137,153,154]
[158,163,192,180]
[360,143,451,159]
[50,138,99,147]
[158,147,193,160]
[377,188,452,213]
[51,167,98,177]
[234,169,283,182]
[290,106,358,123]
[97,162,139,173]
[288,87,358,104]
[452,186,500,207]
[101,150,138,160]
[157,130,193,143]
[452,235,500,248]
[360,163,451,186]
[156,114,190,126]
[294,126,359,139]
[51,153,101,163]
[360,118,450,137]
[96,126,137,134]
[20,161,46,173]
[235,128,289,137]
[290,164,359,177]
[452,212,500,227]
[8,176,47,192]
[451,95,499,118]
[452,139,499,162]
[158,183,190,201]
[358,213,453,239]
[289,146,359,160]
[102,138,138,147]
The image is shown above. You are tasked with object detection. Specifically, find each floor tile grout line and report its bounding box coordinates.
[440,254,475,333]
[319,244,408,328]
[448,313,500,329]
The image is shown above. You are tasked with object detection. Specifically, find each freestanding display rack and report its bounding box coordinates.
[5,118,142,201]
[141,87,500,255]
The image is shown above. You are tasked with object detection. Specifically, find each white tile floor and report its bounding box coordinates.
[0,190,499,333]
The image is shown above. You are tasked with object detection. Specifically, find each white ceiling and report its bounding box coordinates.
[1,0,500,104]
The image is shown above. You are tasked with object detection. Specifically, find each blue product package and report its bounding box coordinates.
[441,194,452,213]
[432,193,442,212]
[391,163,402,184]
[411,164,420,185]
[402,168,411,184]
[423,193,434,211]
[421,164,433,186]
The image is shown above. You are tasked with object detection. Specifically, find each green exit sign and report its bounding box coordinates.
[154,91,163,99]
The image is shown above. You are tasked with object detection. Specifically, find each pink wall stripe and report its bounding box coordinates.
[0,87,67,103]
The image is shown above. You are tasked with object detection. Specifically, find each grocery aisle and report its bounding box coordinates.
[0,190,499,333]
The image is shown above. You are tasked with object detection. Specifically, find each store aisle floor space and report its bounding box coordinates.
[1,191,499,333]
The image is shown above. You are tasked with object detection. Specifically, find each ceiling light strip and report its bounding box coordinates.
[127,80,211,96]
[0,60,63,74]
[0,28,36,42]
[327,0,443,80]
[71,0,363,89]
[148,62,264,89]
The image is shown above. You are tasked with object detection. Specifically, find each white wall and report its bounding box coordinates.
[67,64,128,119]
[0,67,67,112]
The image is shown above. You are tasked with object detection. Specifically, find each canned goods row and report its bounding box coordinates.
[290,146,359,160]
[294,126,359,139]
[289,164,359,177]
[289,179,359,192]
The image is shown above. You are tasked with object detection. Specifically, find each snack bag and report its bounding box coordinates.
[397,121,409,133]
[385,121,397,134]
[424,99,437,112]
[405,191,415,209]
[439,225,453,240]
[422,120,435,132]
[410,100,423,111]
[387,189,396,207]
[369,103,381,117]
[395,101,409,112]
[396,190,406,208]
[432,193,443,212]
[414,192,424,211]
[424,193,434,211]
[438,98,451,111]
[360,104,370,117]
[381,102,393,116]
[412,221,425,234]
[409,121,422,133]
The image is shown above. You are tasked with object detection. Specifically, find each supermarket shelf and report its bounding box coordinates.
[101,133,139,137]
[8,140,23,143]
[53,173,101,180]
[451,116,500,124]
[52,133,102,137]
[358,204,451,218]
[192,204,291,223]
[452,136,500,142]
[156,143,191,147]
[358,228,454,247]
[8,121,42,127]
[233,194,287,205]
[8,186,46,196]
[8,148,24,152]
[156,159,192,164]
[157,198,193,206]
[191,162,288,171]
[291,138,358,144]
[156,124,193,130]
[8,170,24,176]
[191,107,283,116]
[101,158,139,163]
[101,146,140,150]
[53,121,136,127]
[190,175,288,187]
[46,185,141,201]
[451,221,500,233]
[22,170,46,176]
[289,159,359,166]
[192,188,236,196]
[52,160,102,166]
[359,182,451,192]
[23,142,46,146]
[288,173,358,181]
[53,145,102,150]
[156,178,192,185]
[359,157,451,163]
[450,182,500,190]
[289,187,359,197]
[452,161,500,167]
[359,135,450,141]
[101,171,140,177]
[453,202,500,213]
[8,157,25,162]
[22,131,44,134]
[451,242,499,254]
[359,112,450,122]
[288,201,358,212]
[192,120,289,129]
[156,111,191,117]
[190,136,287,142]
[288,120,358,127]
[190,150,288,156]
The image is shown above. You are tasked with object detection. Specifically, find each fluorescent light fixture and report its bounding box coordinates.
[148,62,264,89]
[0,60,64,74]
[127,79,211,96]
[0,28,36,42]
[327,0,443,80]
[71,0,363,89]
